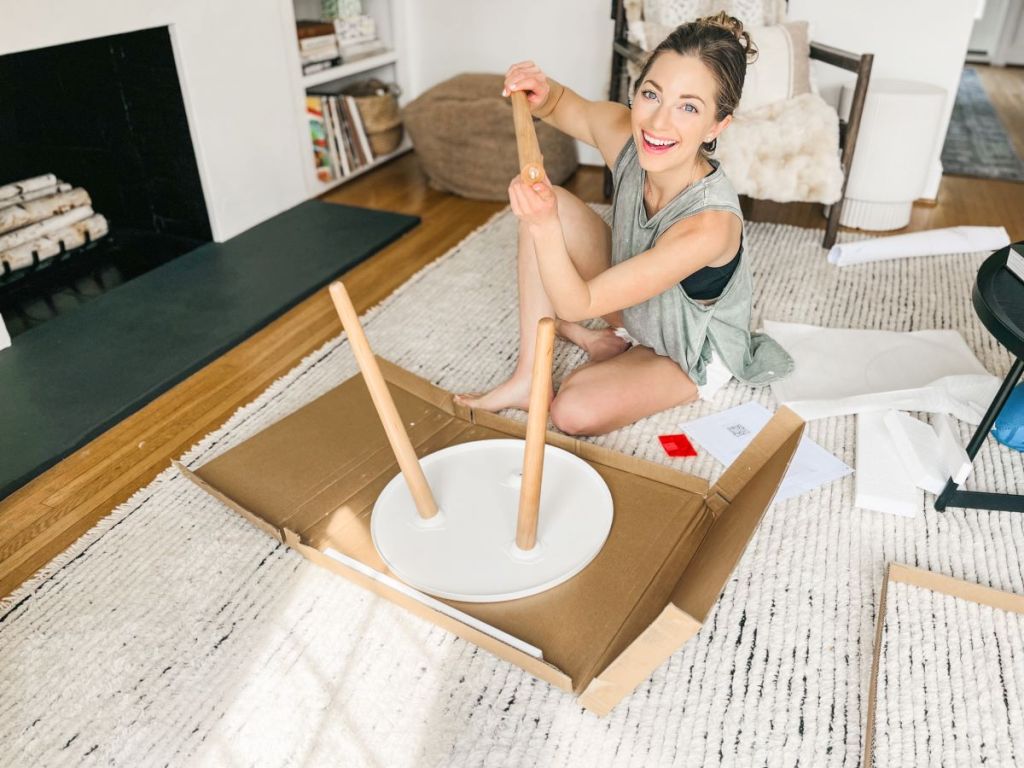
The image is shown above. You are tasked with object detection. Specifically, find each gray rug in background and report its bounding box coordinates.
[1,209,1022,767]
[941,66,1024,182]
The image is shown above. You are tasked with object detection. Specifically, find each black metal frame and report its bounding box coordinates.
[605,0,874,249]
[934,357,1024,513]
[935,247,1024,513]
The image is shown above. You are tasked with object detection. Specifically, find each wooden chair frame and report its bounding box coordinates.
[605,0,874,249]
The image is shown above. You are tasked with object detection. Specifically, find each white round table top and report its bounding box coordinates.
[371,439,614,603]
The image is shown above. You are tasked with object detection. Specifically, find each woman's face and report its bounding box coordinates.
[631,52,729,172]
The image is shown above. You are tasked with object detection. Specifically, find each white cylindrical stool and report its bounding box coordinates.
[838,79,946,231]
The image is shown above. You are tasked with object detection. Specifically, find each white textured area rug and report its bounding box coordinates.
[2,208,1022,767]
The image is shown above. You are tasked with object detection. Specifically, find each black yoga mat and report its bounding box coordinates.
[0,200,419,499]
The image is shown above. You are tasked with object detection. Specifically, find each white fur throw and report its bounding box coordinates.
[716,92,844,204]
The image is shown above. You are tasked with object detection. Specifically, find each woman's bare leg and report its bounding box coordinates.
[549,345,699,436]
[456,187,623,411]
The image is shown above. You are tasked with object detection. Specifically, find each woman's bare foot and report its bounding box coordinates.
[557,321,631,362]
[453,372,535,412]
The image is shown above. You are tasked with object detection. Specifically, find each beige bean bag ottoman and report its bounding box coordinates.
[402,73,579,200]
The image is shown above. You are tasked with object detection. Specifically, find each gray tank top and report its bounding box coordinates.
[610,138,793,386]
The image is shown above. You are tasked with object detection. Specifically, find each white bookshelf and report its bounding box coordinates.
[301,49,398,88]
[286,0,412,197]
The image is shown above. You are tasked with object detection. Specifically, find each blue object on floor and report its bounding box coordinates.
[0,200,419,500]
[993,383,1024,451]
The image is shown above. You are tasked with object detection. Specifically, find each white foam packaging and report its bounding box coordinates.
[883,411,947,496]
[855,411,922,517]
[765,321,999,424]
[934,413,973,485]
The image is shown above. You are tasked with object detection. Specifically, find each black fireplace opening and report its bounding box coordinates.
[0,26,212,337]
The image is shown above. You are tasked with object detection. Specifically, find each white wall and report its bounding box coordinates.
[401,0,614,167]
[0,0,310,241]
[789,0,980,200]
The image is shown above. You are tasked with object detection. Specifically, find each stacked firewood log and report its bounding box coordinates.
[0,174,109,274]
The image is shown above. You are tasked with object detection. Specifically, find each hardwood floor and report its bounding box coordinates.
[2,67,1023,600]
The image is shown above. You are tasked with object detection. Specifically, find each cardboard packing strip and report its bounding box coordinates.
[177,358,804,716]
[863,563,1024,767]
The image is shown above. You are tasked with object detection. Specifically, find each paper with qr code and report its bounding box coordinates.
[681,402,852,501]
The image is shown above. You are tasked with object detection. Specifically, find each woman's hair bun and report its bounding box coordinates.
[698,11,758,64]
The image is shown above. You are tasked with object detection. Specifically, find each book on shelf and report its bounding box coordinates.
[301,50,340,65]
[340,99,360,177]
[301,46,340,63]
[300,36,340,64]
[299,33,338,52]
[337,97,368,168]
[305,96,336,183]
[296,20,336,39]
[302,57,342,75]
[343,95,376,162]
[321,97,344,180]
[325,97,352,178]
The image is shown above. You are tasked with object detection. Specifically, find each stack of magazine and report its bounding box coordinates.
[297,15,386,76]
[297,21,341,75]
[306,85,377,183]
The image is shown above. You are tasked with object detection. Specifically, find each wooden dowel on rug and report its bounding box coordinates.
[510,91,545,184]
[516,317,555,550]
[328,281,439,520]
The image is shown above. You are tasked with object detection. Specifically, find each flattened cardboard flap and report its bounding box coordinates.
[672,406,805,622]
[181,362,804,716]
[579,407,805,714]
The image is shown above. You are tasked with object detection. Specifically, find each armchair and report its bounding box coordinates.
[607,0,873,248]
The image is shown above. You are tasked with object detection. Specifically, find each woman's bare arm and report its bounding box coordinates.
[504,62,632,168]
[512,179,741,322]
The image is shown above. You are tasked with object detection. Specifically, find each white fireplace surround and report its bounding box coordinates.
[2,0,620,244]
[1,1,312,242]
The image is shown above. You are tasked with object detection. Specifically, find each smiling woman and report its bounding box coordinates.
[455,13,793,436]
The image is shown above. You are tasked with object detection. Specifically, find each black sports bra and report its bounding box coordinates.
[676,163,741,301]
[681,246,741,300]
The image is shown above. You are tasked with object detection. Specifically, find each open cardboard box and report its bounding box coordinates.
[863,562,1024,766]
[177,358,804,716]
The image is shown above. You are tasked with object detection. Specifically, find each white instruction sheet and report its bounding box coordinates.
[765,321,998,424]
[681,402,852,502]
[827,226,1010,267]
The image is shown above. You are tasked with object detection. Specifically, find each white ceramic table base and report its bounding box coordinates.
[371,439,614,603]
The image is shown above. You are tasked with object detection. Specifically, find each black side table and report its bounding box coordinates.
[935,242,1024,513]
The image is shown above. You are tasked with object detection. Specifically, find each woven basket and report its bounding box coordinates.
[344,79,404,156]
